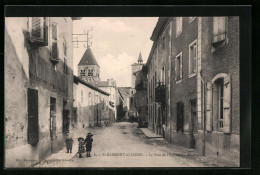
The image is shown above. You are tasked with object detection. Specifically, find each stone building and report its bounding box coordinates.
[129,53,144,118]
[146,17,239,165]
[5,17,81,167]
[134,65,148,127]
[117,87,132,120]
[73,76,110,128]
[76,46,116,123]
[147,18,172,138]
[96,78,117,122]
[195,17,240,165]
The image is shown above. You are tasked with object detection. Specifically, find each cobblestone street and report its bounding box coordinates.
[35,122,206,167]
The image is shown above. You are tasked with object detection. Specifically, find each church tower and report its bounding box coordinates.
[78,46,101,84]
[131,52,144,90]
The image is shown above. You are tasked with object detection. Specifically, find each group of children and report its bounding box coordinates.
[65,132,94,158]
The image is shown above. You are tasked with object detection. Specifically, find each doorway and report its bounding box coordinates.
[62,101,70,134]
[190,99,197,149]
[50,97,57,154]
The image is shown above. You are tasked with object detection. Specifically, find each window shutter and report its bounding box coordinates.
[175,58,177,81]
[51,22,59,63]
[213,17,227,43]
[180,55,183,79]
[180,102,184,132]
[223,74,231,133]
[194,44,197,72]
[206,82,212,131]
[31,17,44,39]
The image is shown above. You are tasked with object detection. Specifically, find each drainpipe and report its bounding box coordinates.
[201,75,206,156]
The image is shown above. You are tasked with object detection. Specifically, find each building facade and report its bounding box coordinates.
[5,17,81,167]
[146,17,239,165]
[73,76,110,128]
[96,78,117,123]
[196,17,240,164]
[134,65,148,127]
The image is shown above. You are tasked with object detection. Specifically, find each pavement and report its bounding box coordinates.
[35,122,207,167]
[34,122,238,168]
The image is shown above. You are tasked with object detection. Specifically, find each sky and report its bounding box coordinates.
[73,17,158,87]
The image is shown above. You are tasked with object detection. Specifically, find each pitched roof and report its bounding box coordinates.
[73,75,109,96]
[78,47,100,67]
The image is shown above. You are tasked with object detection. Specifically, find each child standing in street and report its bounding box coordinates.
[78,137,85,158]
[65,132,73,153]
[85,133,93,157]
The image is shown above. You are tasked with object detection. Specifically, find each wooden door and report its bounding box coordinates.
[28,88,39,145]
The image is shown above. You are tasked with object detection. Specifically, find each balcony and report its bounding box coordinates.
[155,82,166,106]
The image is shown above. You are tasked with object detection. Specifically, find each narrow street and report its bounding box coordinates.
[35,122,205,167]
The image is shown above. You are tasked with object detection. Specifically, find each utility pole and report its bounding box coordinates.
[72,27,93,48]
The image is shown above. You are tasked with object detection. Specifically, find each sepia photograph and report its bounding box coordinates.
[4,5,248,168]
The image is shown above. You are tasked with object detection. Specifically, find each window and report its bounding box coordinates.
[176,17,182,37]
[189,17,196,23]
[88,69,93,76]
[63,42,68,73]
[206,74,231,133]
[50,22,59,64]
[89,92,92,106]
[80,69,85,76]
[175,53,183,82]
[217,79,224,129]
[28,17,48,46]
[27,88,39,145]
[189,40,197,77]
[161,36,165,52]
[161,67,166,85]
[176,102,184,132]
[212,17,227,44]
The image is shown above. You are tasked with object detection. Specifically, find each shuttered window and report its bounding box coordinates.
[206,74,232,133]
[223,74,231,133]
[176,17,182,37]
[28,17,48,46]
[212,17,227,43]
[189,40,197,77]
[51,22,59,62]
[175,53,182,82]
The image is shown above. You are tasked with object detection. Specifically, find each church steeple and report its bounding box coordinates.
[138,52,143,64]
[78,47,100,84]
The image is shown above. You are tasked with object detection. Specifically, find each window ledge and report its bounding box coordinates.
[176,79,182,84]
[188,73,196,78]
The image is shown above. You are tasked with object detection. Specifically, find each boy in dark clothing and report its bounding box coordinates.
[85,133,93,157]
[65,132,73,153]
